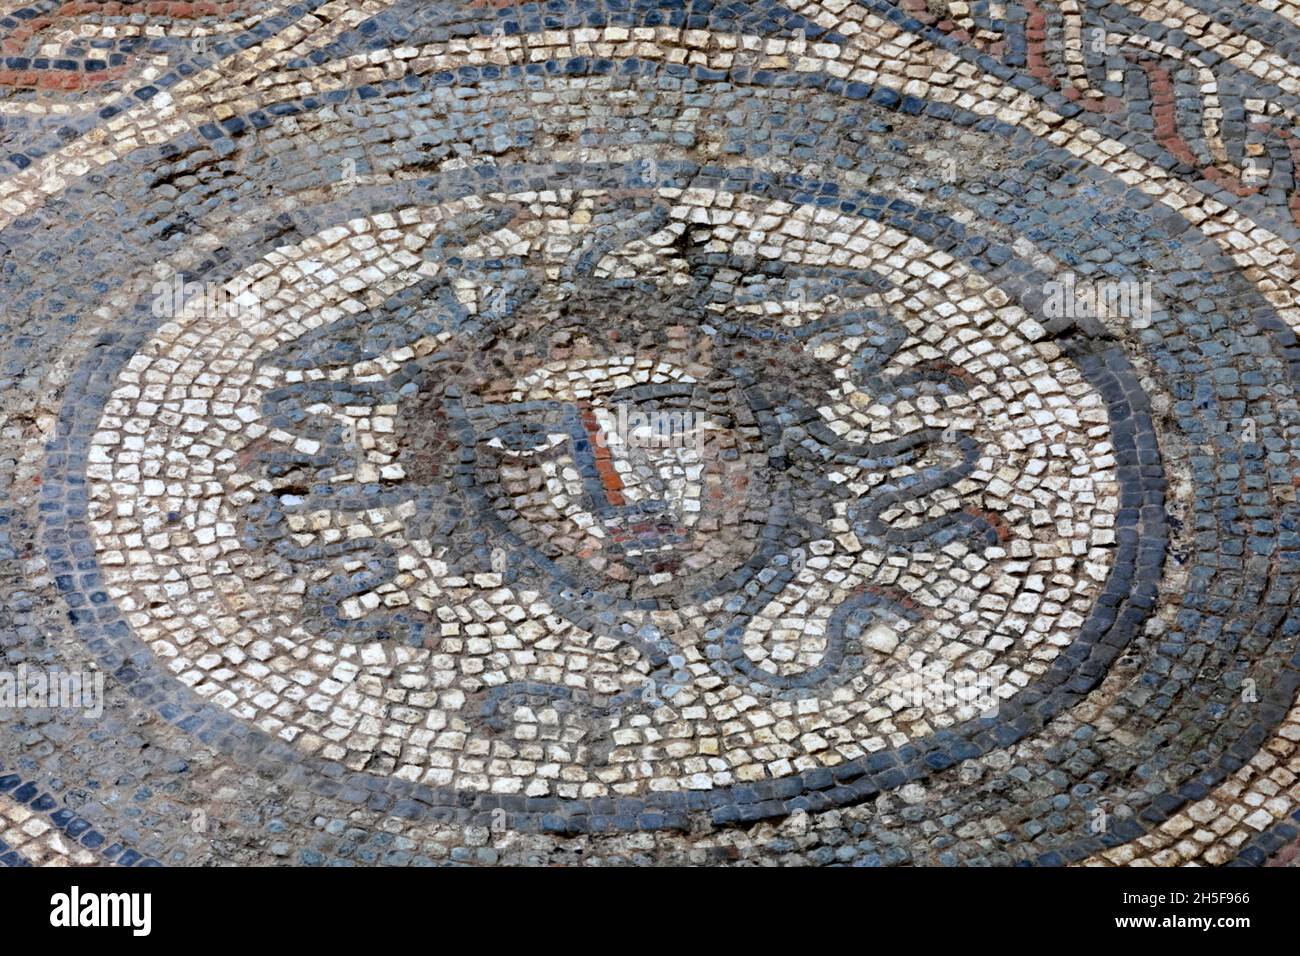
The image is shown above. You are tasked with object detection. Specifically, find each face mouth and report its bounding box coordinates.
[604,510,689,563]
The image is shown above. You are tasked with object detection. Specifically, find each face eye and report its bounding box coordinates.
[602,404,713,456]
[483,422,568,455]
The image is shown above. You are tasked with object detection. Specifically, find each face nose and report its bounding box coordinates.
[576,401,628,510]
[568,402,686,558]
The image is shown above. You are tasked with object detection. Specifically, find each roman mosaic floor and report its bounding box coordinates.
[0,0,1299,867]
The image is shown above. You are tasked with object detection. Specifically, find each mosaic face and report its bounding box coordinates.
[456,356,758,602]
[10,0,1300,867]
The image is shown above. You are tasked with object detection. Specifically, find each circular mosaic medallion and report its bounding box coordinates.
[86,184,1125,800]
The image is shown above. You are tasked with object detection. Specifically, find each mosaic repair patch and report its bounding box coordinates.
[1,0,1300,867]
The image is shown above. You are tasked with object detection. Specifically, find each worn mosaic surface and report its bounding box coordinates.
[0,0,1299,867]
